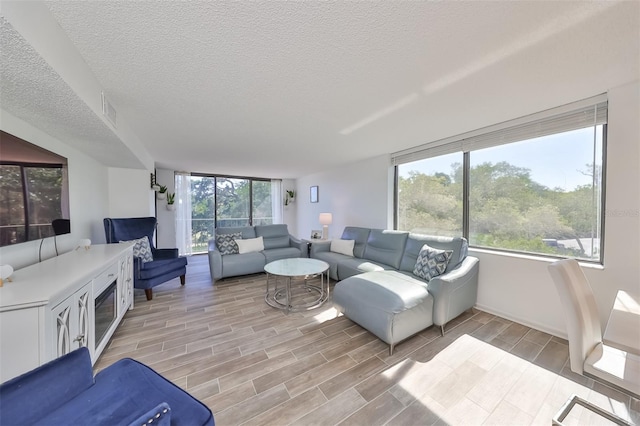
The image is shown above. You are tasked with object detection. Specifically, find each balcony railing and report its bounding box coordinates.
[190,217,273,253]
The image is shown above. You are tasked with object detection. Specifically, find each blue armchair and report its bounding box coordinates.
[104,217,187,301]
[0,347,214,425]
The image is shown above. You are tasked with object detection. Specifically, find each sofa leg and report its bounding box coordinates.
[145,289,153,300]
[389,343,394,356]
[180,274,186,286]
[440,325,445,336]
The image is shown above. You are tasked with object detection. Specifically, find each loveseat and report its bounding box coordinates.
[208,224,305,282]
[0,347,214,425]
[310,227,479,352]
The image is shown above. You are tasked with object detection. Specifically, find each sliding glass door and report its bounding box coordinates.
[185,174,276,254]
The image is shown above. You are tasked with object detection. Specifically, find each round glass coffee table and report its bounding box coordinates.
[264,258,330,313]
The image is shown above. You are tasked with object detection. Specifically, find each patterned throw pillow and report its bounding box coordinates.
[120,236,154,263]
[413,244,453,282]
[216,232,242,255]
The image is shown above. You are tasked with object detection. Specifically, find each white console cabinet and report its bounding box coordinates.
[50,281,93,359]
[0,244,133,382]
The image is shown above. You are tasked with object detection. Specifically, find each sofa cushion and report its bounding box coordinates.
[337,258,394,280]
[413,244,453,281]
[362,230,408,269]
[216,232,242,255]
[341,227,371,258]
[222,252,265,277]
[400,234,468,274]
[312,251,348,280]
[32,358,213,426]
[255,224,291,249]
[236,236,264,254]
[263,247,302,263]
[121,236,153,263]
[331,239,355,257]
[139,258,187,280]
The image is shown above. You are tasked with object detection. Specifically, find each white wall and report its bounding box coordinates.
[0,110,110,269]
[295,81,640,338]
[155,168,176,248]
[475,80,640,336]
[295,155,392,240]
[282,178,297,234]
[107,168,155,218]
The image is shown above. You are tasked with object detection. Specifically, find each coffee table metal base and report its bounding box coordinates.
[264,258,330,314]
[265,275,327,313]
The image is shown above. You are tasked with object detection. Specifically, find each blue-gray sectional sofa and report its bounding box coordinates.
[310,226,479,354]
[207,224,305,282]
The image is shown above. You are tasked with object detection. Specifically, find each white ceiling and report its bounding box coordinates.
[2,1,639,178]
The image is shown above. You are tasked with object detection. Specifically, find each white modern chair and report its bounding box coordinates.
[548,259,640,398]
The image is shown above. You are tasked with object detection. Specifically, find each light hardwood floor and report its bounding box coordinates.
[96,254,639,425]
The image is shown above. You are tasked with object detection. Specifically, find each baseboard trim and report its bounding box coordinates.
[474,303,567,340]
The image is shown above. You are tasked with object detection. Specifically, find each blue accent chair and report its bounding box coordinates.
[104,217,187,301]
[0,347,214,425]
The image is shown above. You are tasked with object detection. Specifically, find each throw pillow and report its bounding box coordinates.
[120,236,153,263]
[413,244,453,281]
[236,236,264,254]
[330,239,355,257]
[216,232,243,255]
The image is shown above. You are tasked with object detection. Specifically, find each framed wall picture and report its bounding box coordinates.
[310,186,319,203]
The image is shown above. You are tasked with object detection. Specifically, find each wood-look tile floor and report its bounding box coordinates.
[96,255,639,425]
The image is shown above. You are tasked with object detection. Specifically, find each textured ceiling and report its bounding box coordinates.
[3,2,640,178]
[0,17,143,169]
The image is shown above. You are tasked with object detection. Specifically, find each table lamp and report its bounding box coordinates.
[319,213,332,240]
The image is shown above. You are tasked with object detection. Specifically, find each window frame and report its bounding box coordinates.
[191,172,272,228]
[393,101,608,264]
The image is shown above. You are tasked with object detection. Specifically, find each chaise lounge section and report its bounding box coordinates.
[311,227,479,353]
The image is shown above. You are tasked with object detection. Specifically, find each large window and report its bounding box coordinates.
[394,96,606,262]
[187,175,275,253]
[397,153,463,237]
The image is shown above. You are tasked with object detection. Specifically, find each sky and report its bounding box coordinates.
[398,126,603,192]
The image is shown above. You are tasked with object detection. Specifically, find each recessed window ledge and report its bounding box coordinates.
[468,247,604,270]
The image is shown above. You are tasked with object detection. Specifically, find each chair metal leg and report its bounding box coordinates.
[389,344,394,356]
[440,325,445,336]
[553,394,632,425]
[144,289,153,300]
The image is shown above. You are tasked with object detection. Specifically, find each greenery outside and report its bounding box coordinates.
[0,164,65,245]
[398,127,603,261]
[189,176,273,253]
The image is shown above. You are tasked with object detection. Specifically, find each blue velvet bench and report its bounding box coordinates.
[0,347,214,426]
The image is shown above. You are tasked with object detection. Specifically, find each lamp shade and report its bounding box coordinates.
[319,213,333,225]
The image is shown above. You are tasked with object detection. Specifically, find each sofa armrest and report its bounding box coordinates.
[427,256,479,327]
[153,248,179,259]
[127,402,171,426]
[0,347,94,425]
[289,235,306,257]
[309,240,331,257]
[207,239,223,281]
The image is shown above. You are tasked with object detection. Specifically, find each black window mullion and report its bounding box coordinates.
[462,152,470,240]
[249,180,253,226]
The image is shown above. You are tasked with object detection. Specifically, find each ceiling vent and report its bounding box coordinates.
[101,91,117,128]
